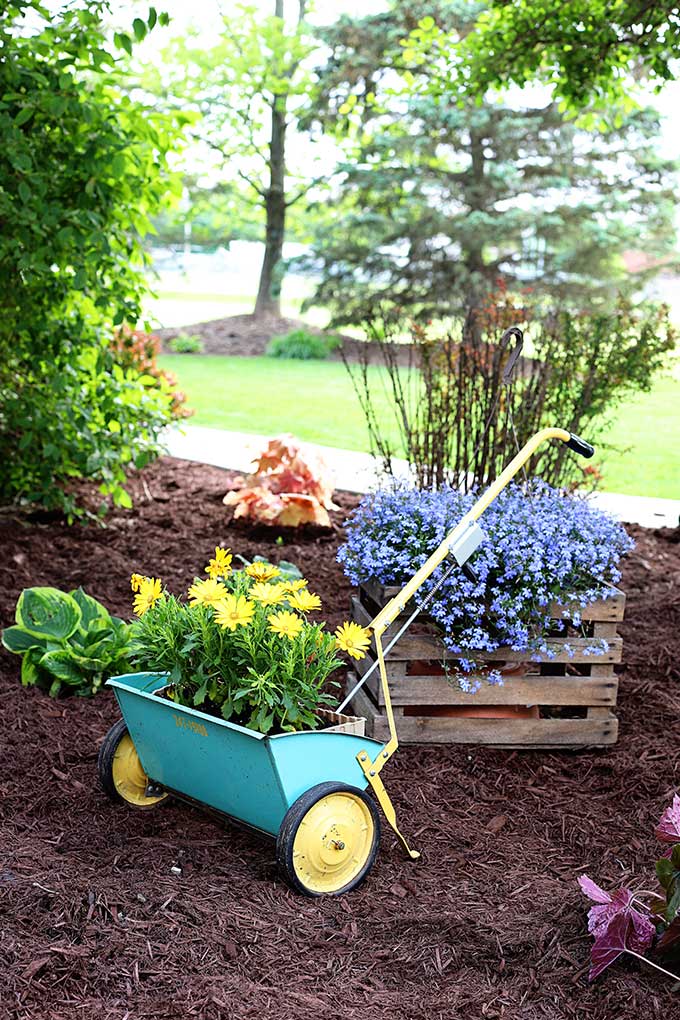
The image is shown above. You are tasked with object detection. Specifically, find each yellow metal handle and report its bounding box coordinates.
[355,427,573,858]
[370,427,570,640]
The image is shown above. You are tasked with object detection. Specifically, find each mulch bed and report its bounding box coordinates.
[1,457,679,1020]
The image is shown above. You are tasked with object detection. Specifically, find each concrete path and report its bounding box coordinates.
[164,424,680,529]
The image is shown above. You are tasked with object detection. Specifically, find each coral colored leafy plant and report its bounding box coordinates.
[579,796,680,983]
[129,548,369,734]
[223,434,338,528]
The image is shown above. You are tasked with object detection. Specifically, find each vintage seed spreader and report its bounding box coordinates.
[98,427,593,896]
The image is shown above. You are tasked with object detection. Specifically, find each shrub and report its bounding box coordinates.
[338,482,633,690]
[345,290,677,490]
[129,552,370,734]
[0,4,186,517]
[1,587,133,697]
[224,434,338,527]
[167,332,204,354]
[266,329,341,360]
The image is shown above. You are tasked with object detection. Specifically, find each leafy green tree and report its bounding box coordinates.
[303,2,678,324]
[0,1,184,516]
[407,1,680,109]
[146,1,322,318]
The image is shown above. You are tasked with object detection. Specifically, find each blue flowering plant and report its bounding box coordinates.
[339,482,633,692]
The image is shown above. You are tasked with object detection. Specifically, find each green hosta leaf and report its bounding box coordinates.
[16,588,81,641]
[21,650,42,687]
[1,626,45,654]
[39,650,85,684]
[69,588,111,632]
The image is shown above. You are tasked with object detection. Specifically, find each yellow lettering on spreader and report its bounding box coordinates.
[173,714,208,737]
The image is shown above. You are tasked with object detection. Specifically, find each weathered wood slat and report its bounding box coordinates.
[350,574,625,748]
[360,577,626,622]
[359,661,618,707]
[351,596,623,664]
[348,680,619,748]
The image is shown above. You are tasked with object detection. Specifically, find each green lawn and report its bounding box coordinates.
[159,354,680,499]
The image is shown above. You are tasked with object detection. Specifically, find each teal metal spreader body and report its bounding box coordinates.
[107,672,384,837]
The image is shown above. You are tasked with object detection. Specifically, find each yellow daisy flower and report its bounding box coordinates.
[214,594,255,631]
[245,561,281,583]
[249,582,286,606]
[268,610,303,640]
[187,578,229,607]
[334,621,371,660]
[130,572,147,593]
[278,578,308,593]
[287,589,321,613]
[205,546,233,579]
[133,577,163,617]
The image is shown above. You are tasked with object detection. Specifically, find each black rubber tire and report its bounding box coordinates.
[98,718,129,803]
[276,781,381,897]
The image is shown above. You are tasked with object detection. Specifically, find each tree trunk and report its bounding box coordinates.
[254,0,287,318]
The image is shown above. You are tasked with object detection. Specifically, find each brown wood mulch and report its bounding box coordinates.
[1,457,679,1020]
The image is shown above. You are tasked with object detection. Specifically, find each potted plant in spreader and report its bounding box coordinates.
[98,549,392,897]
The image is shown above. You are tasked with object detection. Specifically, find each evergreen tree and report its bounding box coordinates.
[304,3,678,324]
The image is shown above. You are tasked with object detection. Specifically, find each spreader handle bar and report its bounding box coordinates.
[350,426,594,859]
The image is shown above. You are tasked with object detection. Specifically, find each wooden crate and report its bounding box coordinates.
[346,578,625,748]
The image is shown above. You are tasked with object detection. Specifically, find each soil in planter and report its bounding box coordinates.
[0,457,679,1020]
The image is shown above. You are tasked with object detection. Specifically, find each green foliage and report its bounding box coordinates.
[0,3,185,516]
[130,568,343,734]
[168,333,204,354]
[2,586,133,698]
[407,1,680,110]
[141,2,323,313]
[266,329,340,360]
[347,294,677,489]
[305,3,678,323]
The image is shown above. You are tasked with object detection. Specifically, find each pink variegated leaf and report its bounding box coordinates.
[578,874,612,905]
[579,880,656,980]
[656,795,680,845]
[589,912,629,981]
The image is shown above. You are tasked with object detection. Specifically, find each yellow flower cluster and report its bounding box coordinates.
[130,549,371,658]
[131,575,163,617]
[205,546,233,579]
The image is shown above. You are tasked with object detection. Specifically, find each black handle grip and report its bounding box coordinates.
[566,433,595,458]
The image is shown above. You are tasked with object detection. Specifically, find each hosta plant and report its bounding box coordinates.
[339,481,633,691]
[579,796,680,983]
[1,587,133,697]
[223,434,338,527]
[129,548,370,734]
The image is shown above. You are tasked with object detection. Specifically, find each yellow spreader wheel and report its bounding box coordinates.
[98,719,168,809]
[276,782,380,897]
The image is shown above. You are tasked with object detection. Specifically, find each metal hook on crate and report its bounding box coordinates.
[499,326,524,384]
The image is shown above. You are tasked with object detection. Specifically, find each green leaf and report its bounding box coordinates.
[69,588,111,632]
[39,650,85,683]
[15,106,34,126]
[193,677,208,706]
[133,18,147,42]
[16,588,82,641]
[1,626,44,654]
[21,651,41,688]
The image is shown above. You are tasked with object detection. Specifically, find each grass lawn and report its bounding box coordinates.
[159,354,680,499]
